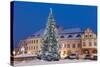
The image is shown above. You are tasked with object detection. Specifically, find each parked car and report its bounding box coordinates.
[44,55,59,61]
[37,54,41,60]
[90,54,97,60]
[84,54,91,60]
[64,56,68,59]
[67,54,77,59]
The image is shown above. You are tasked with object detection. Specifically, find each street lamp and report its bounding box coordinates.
[21,47,25,54]
[13,50,16,56]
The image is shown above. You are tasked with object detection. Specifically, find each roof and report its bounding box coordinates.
[62,28,82,34]
[27,27,83,39]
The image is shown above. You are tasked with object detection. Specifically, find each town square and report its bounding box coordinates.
[11,1,97,66]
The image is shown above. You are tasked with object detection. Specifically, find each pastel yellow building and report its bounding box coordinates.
[59,39,81,59]
[16,37,42,56]
[58,28,82,59]
[81,28,97,55]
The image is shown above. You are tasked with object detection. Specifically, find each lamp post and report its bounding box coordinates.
[21,47,25,55]
[13,50,16,56]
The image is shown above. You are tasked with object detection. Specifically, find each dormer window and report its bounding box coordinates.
[37,34,40,37]
[76,34,81,37]
[68,35,72,38]
[60,35,64,38]
[32,35,35,37]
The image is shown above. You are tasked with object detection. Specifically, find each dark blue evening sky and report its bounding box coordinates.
[12,1,97,48]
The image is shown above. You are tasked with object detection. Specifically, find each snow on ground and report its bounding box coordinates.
[15,54,36,58]
[14,59,95,66]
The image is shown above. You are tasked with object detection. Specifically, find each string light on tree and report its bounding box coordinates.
[39,8,60,61]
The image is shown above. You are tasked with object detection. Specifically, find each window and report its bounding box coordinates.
[37,34,40,37]
[76,34,81,37]
[63,51,66,55]
[85,35,88,37]
[92,50,97,53]
[94,42,97,46]
[72,44,75,48]
[83,50,89,54]
[34,46,35,49]
[89,42,92,46]
[34,40,35,44]
[68,35,72,38]
[32,35,35,37]
[83,42,85,46]
[32,40,33,43]
[78,43,81,48]
[36,40,38,43]
[62,43,64,48]
[64,44,67,48]
[67,44,70,48]
[60,35,64,38]
[36,46,38,49]
[31,46,33,49]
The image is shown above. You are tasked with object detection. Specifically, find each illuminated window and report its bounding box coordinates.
[63,51,66,55]
[62,43,64,48]
[92,50,97,53]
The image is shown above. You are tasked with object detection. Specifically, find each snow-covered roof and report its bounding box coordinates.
[62,28,82,33]
[58,28,83,39]
[27,27,83,39]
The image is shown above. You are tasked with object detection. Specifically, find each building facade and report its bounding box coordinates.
[58,28,82,59]
[14,27,97,59]
[81,28,97,56]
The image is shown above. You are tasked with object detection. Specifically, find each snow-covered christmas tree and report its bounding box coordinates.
[39,8,60,61]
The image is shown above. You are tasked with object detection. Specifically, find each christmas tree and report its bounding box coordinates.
[39,8,60,61]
